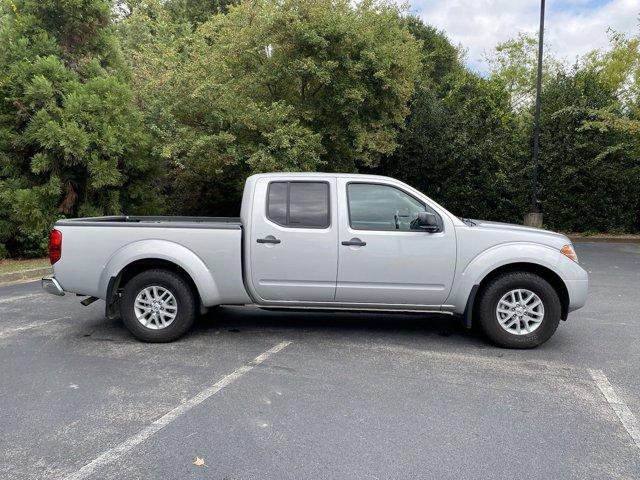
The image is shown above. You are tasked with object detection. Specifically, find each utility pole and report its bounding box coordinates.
[525,0,545,228]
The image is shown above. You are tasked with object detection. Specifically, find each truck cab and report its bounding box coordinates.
[243,173,456,308]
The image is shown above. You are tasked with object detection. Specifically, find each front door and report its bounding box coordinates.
[335,179,456,306]
[249,177,338,303]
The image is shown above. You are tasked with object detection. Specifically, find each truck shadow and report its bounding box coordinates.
[197,306,488,347]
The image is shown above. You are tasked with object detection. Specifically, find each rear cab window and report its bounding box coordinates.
[267,181,330,228]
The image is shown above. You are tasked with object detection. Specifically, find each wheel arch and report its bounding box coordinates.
[105,258,205,320]
[462,262,569,328]
[100,240,222,319]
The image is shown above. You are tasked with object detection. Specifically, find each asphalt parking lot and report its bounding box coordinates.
[1,242,639,480]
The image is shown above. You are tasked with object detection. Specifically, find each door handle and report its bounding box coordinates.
[341,238,366,247]
[257,236,281,244]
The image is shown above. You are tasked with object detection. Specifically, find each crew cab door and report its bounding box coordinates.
[248,177,338,302]
[335,179,456,306]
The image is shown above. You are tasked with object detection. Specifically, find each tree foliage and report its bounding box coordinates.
[538,39,640,232]
[377,19,528,223]
[485,30,640,231]
[121,0,422,214]
[1,1,639,258]
[0,0,158,257]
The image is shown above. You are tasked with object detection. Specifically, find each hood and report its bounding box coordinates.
[470,219,570,248]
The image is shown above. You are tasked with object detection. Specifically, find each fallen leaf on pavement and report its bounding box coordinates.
[193,457,206,467]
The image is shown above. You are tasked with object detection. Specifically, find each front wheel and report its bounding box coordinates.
[120,269,197,342]
[476,272,561,348]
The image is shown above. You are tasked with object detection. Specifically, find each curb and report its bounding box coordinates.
[569,236,640,244]
[0,267,52,285]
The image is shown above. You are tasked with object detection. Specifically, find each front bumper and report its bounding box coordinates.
[42,276,65,296]
[556,252,589,313]
[566,278,588,312]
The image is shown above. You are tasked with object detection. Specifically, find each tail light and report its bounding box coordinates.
[49,229,62,265]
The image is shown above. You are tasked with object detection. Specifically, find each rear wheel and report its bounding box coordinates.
[120,269,196,342]
[476,272,561,348]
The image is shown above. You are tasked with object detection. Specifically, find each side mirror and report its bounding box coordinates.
[415,212,439,232]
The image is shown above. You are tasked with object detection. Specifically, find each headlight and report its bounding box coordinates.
[561,244,578,263]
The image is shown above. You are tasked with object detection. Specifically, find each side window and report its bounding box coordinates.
[266,181,330,228]
[267,182,287,225]
[347,183,433,231]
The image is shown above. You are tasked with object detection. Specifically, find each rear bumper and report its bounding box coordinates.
[42,276,65,296]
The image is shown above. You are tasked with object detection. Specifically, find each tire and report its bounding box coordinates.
[120,269,197,342]
[476,272,561,349]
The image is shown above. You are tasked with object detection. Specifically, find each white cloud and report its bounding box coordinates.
[410,0,640,73]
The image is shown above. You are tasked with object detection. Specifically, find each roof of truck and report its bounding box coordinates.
[247,172,393,180]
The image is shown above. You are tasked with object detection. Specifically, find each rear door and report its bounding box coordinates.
[249,176,338,302]
[335,178,456,306]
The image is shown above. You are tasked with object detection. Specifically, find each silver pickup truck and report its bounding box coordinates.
[42,172,588,348]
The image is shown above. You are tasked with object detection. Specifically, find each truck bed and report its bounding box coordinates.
[56,216,242,229]
[52,216,249,305]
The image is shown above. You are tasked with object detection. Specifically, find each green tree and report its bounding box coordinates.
[488,33,560,111]
[0,0,158,257]
[162,0,235,26]
[121,0,422,215]
[403,16,461,88]
[484,29,640,232]
[380,73,527,221]
[378,17,527,222]
[539,60,640,232]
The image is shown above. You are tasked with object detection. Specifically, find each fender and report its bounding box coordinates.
[446,242,565,315]
[98,239,221,306]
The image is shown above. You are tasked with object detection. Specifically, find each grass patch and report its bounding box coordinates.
[0,258,50,275]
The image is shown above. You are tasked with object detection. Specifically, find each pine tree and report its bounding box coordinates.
[0,0,159,257]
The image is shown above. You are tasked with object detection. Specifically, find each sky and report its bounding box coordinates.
[409,0,640,73]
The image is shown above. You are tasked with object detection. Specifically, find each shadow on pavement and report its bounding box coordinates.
[193,305,487,346]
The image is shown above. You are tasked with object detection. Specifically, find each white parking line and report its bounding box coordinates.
[589,369,640,451]
[0,293,46,304]
[0,316,71,338]
[62,340,292,480]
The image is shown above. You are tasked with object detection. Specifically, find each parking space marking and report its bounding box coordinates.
[0,316,71,338]
[0,293,46,304]
[589,369,640,451]
[62,340,292,480]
